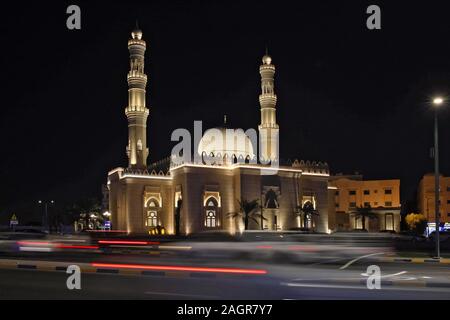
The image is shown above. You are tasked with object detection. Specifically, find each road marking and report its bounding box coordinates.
[281,282,368,290]
[19,247,52,252]
[361,271,407,278]
[339,252,385,270]
[158,245,192,250]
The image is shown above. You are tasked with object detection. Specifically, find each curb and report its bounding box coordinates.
[380,257,450,264]
[0,259,265,279]
[288,278,450,289]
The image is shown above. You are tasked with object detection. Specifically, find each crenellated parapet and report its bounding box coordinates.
[291,159,330,175]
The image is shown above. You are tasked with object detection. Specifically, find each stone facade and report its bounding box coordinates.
[108,163,331,234]
[107,28,332,235]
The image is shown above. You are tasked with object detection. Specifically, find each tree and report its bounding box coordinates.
[228,199,266,230]
[65,198,102,231]
[405,213,427,235]
[351,205,378,231]
[297,201,319,230]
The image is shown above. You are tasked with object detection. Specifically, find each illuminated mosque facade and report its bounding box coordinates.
[107,28,332,234]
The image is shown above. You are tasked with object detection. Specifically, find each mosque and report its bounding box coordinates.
[107,27,332,235]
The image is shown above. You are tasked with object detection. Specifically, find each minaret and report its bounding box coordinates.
[258,52,279,163]
[125,26,149,169]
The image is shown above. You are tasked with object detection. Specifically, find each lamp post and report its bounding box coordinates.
[38,200,54,233]
[103,211,111,230]
[432,97,443,259]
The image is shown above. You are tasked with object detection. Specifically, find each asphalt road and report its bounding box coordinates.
[1,257,450,299]
[1,235,450,299]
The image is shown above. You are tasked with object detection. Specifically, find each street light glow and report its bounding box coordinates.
[433,97,444,106]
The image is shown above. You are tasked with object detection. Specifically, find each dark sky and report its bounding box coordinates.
[0,0,449,220]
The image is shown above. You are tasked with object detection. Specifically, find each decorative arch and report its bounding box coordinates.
[203,192,221,207]
[145,196,161,208]
[265,189,279,209]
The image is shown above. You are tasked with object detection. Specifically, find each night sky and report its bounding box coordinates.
[1,1,449,222]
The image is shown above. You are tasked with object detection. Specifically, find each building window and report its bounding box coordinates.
[363,190,370,195]
[349,190,356,196]
[364,202,370,207]
[205,197,219,228]
[355,216,362,229]
[335,190,339,196]
[335,203,339,208]
[349,202,356,208]
[384,189,392,195]
[206,210,216,227]
[385,213,394,231]
[385,201,392,207]
[145,211,158,227]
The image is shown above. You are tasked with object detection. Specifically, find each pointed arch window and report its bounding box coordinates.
[204,197,218,228]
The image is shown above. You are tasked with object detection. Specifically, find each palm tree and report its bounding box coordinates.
[228,199,266,230]
[297,201,319,230]
[351,205,378,231]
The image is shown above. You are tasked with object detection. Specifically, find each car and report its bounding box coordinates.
[429,231,450,242]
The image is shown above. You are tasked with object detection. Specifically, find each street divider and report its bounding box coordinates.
[0,258,268,279]
[379,257,450,264]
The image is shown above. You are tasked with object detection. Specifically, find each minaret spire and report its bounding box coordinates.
[125,26,149,169]
[258,51,279,163]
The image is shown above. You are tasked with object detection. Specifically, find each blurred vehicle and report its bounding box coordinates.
[429,231,450,242]
[379,230,396,234]
[0,230,46,240]
[395,231,426,243]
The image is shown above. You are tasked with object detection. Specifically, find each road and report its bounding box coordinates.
[1,256,450,299]
[1,234,450,299]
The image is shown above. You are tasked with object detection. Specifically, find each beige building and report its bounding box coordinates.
[418,173,450,224]
[107,28,332,235]
[329,174,401,232]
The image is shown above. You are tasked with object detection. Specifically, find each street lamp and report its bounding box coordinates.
[38,200,54,233]
[102,211,112,230]
[432,97,444,259]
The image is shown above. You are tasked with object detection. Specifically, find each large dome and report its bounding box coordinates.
[198,127,255,159]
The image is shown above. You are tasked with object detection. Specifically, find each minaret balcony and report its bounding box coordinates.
[259,64,275,71]
[127,71,147,80]
[128,39,146,47]
[125,106,150,115]
[259,94,277,107]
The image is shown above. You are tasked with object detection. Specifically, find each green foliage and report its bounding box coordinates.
[405,213,428,235]
[227,198,266,230]
[351,205,378,230]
